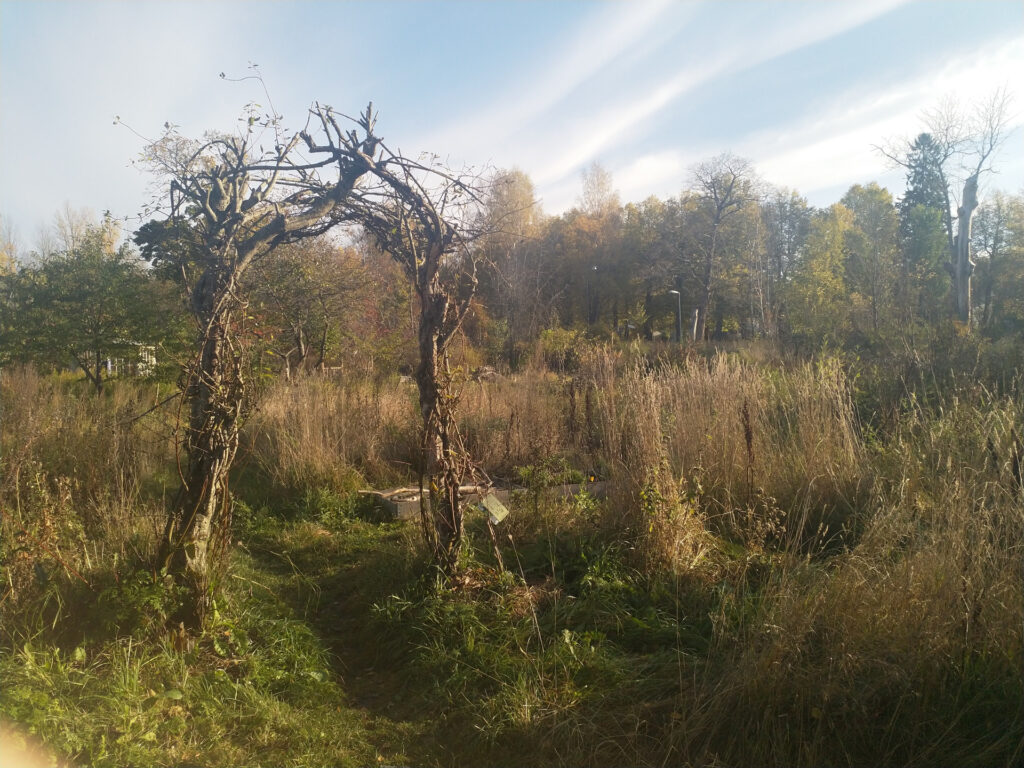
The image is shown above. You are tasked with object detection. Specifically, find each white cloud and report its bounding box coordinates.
[749,35,1024,196]
[529,64,713,186]
[0,2,254,238]
[521,0,912,209]
[420,0,685,157]
[614,149,692,202]
[567,31,1024,211]
[4,0,1018,235]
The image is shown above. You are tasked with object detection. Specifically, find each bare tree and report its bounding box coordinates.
[579,161,620,218]
[0,213,18,273]
[135,103,379,628]
[880,90,1011,326]
[52,204,95,254]
[336,148,488,575]
[690,153,754,340]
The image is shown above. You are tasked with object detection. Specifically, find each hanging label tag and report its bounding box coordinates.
[476,492,510,525]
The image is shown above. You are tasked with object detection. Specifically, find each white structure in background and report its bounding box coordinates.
[75,344,157,379]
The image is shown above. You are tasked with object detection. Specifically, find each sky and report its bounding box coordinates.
[1,0,1022,248]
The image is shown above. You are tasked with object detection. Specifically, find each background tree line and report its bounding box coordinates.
[471,162,1023,368]
[3,93,1019,392]
[4,157,1024,385]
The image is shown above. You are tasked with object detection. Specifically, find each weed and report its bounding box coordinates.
[4,358,1023,766]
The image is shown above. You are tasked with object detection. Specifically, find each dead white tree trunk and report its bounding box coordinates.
[951,173,980,324]
[880,91,1009,330]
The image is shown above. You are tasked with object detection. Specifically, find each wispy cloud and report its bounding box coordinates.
[750,35,1024,197]
[615,149,692,201]
[3,0,1018,236]
[522,0,910,198]
[543,15,1022,212]
[420,0,685,156]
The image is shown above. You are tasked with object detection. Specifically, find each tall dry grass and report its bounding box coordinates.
[459,372,577,480]
[243,353,869,551]
[0,367,174,632]
[3,352,1022,765]
[244,376,419,491]
[244,370,583,492]
[570,349,867,562]
[664,389,1024,766]
[237,351,877,592]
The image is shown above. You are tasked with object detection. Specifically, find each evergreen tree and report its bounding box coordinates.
[897,134,952,327]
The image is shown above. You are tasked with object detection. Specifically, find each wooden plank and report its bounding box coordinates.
[361,481,605,521]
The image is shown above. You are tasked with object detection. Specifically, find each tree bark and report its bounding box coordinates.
[697,225,719,341]
[158,266,241,629]
[70,350,104,395]
[142,102,380,631]
[415,286,464,574]
[951,173,980,325]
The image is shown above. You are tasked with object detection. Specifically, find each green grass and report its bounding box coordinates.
[5,482,1023,767]
[3,367,1023,767]
[0,542,405,767]
[0,488,715,766]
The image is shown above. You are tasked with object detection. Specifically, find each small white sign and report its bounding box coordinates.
[477,493,510,525]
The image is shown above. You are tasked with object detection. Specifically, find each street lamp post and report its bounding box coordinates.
[669,289,682,343]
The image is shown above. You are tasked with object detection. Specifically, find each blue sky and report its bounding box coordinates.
[1,0,1022,247]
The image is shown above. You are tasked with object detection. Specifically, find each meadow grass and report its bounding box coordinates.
[2,357,1022,766]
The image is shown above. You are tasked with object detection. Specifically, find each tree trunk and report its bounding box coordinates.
[869,254,880,334]
[158,267,241,630]
[697,225,719,341]
[71,350,104,395]
[295,326,307,373]
[315,321,329,371]
[642,285,653,340]
[981,262,995,329]
[415,287,464,574]
[951,173,979,326]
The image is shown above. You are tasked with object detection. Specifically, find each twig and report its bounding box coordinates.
[119,391,182,425]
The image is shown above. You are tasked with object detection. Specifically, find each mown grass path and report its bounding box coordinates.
[241,518,448,765]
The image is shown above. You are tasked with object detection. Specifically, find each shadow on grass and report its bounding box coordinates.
[235,497,725,767]
[237,512,458,764]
